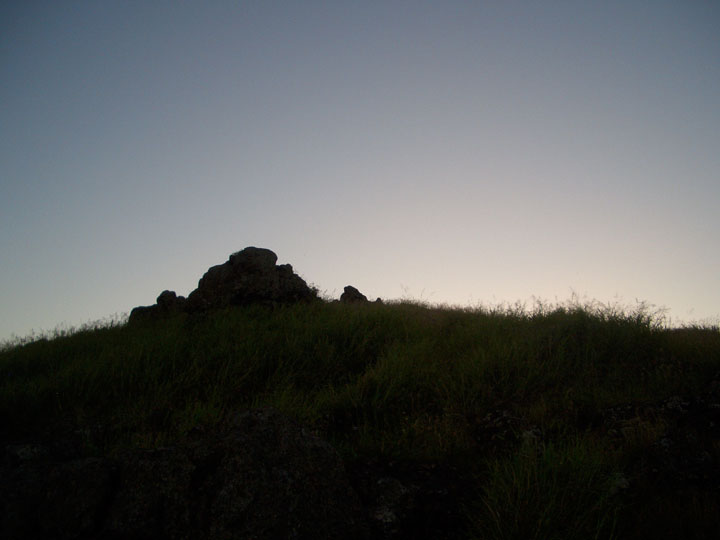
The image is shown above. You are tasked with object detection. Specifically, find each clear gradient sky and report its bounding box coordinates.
[1,1,719,341]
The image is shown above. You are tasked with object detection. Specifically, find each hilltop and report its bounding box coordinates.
[2,248,719,539]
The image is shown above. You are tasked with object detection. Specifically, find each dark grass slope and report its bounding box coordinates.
[2,300,719,539]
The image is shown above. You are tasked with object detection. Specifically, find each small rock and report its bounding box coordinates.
[608,472,630,495]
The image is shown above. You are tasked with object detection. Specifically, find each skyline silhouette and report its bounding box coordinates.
[1,1,719,341]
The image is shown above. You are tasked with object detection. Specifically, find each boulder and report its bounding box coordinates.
[128,290,186,324]
[340,286,368,303]
[186,247,317,310]
[1,409,371,540]
[156,290,186,311]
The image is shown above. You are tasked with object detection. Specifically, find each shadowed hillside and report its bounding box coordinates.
[2,250,719,539]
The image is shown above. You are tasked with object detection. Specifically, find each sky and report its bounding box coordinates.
[1,0,719,341]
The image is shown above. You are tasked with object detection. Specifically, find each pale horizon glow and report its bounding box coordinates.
[1,1,719,342]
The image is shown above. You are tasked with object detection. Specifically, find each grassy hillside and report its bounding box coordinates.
[2,299,719,539]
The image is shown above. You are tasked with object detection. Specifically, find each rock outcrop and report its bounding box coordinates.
[2,409,371,540]
[340,285,368,303]
[129,247,317,323]
[186,247,316,311]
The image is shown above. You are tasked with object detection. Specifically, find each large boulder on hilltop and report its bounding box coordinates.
[341,285,368,303]
[185,247,317,311]
[128,247,317,323]
[229,246,278,271]
[1,409,372,540]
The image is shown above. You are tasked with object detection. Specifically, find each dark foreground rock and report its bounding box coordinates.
[1,409,371,540]
[340,286,368,303]
[129,247,318,323]
[129,290,188,323]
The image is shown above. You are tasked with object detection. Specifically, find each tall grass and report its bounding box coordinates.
[1,299,718,538]
[470,435,622,540]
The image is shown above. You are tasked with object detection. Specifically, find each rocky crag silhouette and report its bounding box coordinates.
[129,247,380,324]
[129,246,377,324]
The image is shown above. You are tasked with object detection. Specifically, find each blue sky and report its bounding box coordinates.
[1,0,719,341]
